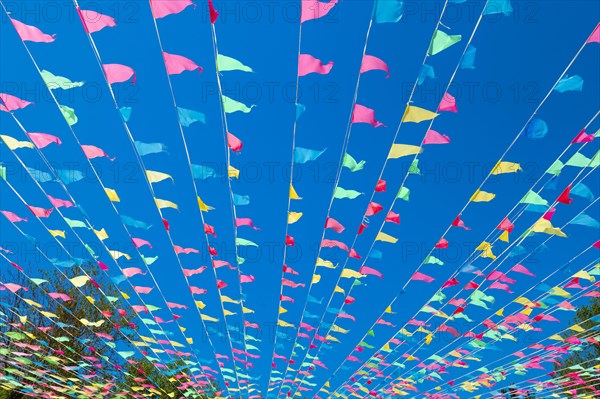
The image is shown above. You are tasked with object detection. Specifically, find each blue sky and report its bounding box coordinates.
[1,0,600,398]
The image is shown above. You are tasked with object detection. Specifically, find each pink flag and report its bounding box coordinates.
[301,0,338,23]
[489,281,512,293]
[213,260,234,269]
[352,104,385,128]
[281,294,294,303]
[282,278,305,288]
[134,286,153,294]
[27,132,61,148]
[0,93,32,112]
[321,239,349,252]
[150,0,194,19]
[236,218,259,230]
[240,274,255,283]
[47,195,74,208]
[227,132,243,152]
[385,211,400,224]
[163,52,202,75]
[217,280,227,289]
[132,237,152,248]
[509,264,534,277]
[174,246,199,254]
[359,266,383,279]
[48,292,72,302]
[81,144,114,160]
[497,217,514,233]
[103,64,136,84]
[167,302,188,310]
[298,54,334,77]
[325,217,345,233]
[452,215,470,230]
[437,92,457,112]
[572,129,594,143]
[2,283,28,293]
[487,271,515,284]
[366,202,383,216]
[360,55,389,77]
[204,223,216,237]
[122,267,145,278]
[183,266,206,277]
[283,265,299,275]
[587,23,600,44]
[411,272,434,283]
[375,180,387,192]
[27,206,53,218]
[435,238,448,248]
[442,278,459,289]
[423,129,450,145]
[77,9,116,34]
[10,18,55,43]
[190,286,207,295]
[1,210,27,223]
[208,0,219,23]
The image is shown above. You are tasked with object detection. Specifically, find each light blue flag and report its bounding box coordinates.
[119,107,132,122]
[570,213,599,228]
[572,183,595,201]
[461,45,477,69]
[178,107,206,127]
[294,147,325,164]
[233,194,250,206]
[373,0,404,23]
[417,64,435,85]
[191,164,219,180]
[296,103,306,120]
[27,167,53,183]
[121,215,151,229]
[554,75,584,93]
[56,169,84,184]
[484,0,513,16]
[134,141,167,156]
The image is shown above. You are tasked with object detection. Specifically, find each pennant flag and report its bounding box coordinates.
[135,141,167,156]
[412,272,434,283]
[325,217,345,233]
[150,0,194,19]
[373,0,404,23]
[461,45,477,69]
[483,0,513,16]
[388,144,422,159]
[217,54,253,72]
[352,104,385,127]
[48,195,74,208]
[78,9,116,34]
[81,144,114,160]
[178,107,206,126]
[222,95,255,113]
[103,64,136,84]
[1,135,34,150]
[342,153,365,172]
[208,0,219,23]
[437,92,457,112]
[360,55,390,77]
[163,52,202,75]
[525,118,548,139]
[301,0,339,23]
[147,170,173,184]
[429,30,462,56]
[294,147,325,163]
[554,75,584,92]
[423,130,450,145]
[298,54,334,76]
[587,23,600,43]
[572,129,595,143]
[227,132,243,152]
[491,161,521,175]
[418,64,435,85]
[0,93,32,112]
[10,18,55,42]
[401,106,438,123]
[334,187,363,199]
[41,70,84,90]
[470,190,496,202]
[2,210,28,223]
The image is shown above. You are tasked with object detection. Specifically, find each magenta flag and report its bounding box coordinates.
[228,132,243,152]
[0,93,32,112]
[27,132,61,148]
[359,266,383,279]
[150,0,194,19]
[27,206,53,218]
[10,18,55,43]
[1,210,28,223]
[411,271,434,283]
[81,144,114,160]
[163,52,202,75]
[183,266,206,277]
[423,129,450,145]
[132,237,152,248]
[236,218,260,230]
[437,92,458,112]
[352,104,385,128]
[587,23,600,43]
[47,195,74,208]
[78,9,116,34]
[298,54,334,77]
[360,55,390,77]
[301,0,338,23]
[325,217,345,233]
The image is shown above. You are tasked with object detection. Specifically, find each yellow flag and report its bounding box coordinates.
[334,285,345,295]
[388,144,422,159]
[94,228,108,240]
[376,232,398,243]
[197,196,214,212]
[80,319,105,327]
[243,306,254,314]
[573,270,595,282]
[499,230,509,242]
[312,274,321,284]
[49,230,66,238]
[279,306,287,314]
[476,242,496,260]
[186,337,193,344]
[385,305,394,314]
[1,135,34,150]
[69,275,90,287]
[288,212,303,224]
[470,189,495,202]
[201,314,219,322]
[278,319,294,328]
[495,308,504,317]
[531,218,567,237]
[341,269,363,279]
[491,161,521,175]
[317,257,336,269]
[221,295,240,304]
[146,170,173,184]
[155,198,178,210]
[228,165,239,179]
[401,105,438,123]
[105,188,120,202]
[110,250,131,260]
[195,300,206,309]
[290,184,302,200]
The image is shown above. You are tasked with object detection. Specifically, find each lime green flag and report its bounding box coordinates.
[334,187,363,199]
[429,30,462,56]
[41,70,84,90]
[222,95,255,113]
[59,104,78,126]
[217,54,253,72]
[342,153,365,172]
